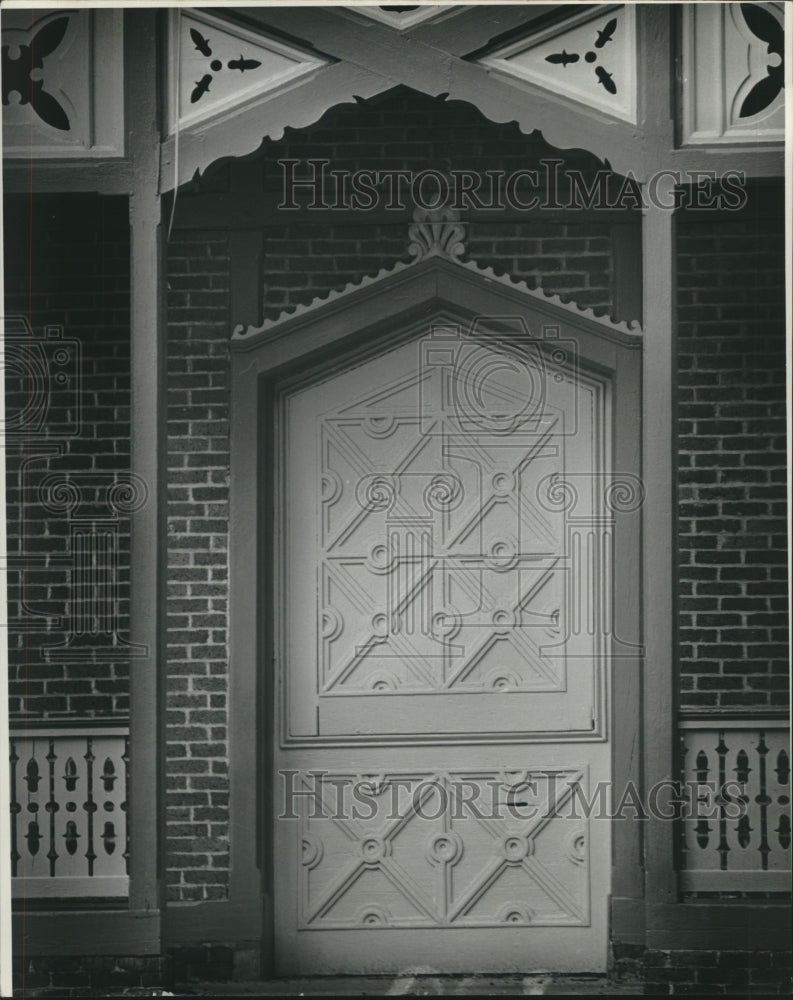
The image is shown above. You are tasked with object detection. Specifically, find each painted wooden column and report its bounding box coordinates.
[641,179,677,908]
[635,2,678,920]
[126,10,165,930]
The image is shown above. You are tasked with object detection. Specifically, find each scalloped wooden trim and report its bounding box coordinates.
[160,6,642,192]
[232,243,643,343]
[159,62,387,192]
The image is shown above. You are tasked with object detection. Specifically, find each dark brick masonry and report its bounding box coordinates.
[3,194,132,720]
[676,201,788,711]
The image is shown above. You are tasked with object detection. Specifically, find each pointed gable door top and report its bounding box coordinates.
[232,208,642,352]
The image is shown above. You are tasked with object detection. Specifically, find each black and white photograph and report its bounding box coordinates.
[0,1,790,996]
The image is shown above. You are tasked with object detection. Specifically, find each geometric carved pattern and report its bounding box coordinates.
[680,723,791,889]
[680,2,785,144]
[9,729,129,898]
[297,768,590,928]
[477,5,637,124]
[281,316,622,739]
[318,327,573,697]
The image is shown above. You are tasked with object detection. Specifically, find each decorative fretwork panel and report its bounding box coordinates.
[1,9,124,158]
[680,3,784,145]
[296,768,590,928]
[680,721,791,892]
[9,728,129,898]
[477,5,637,124]
[167,9,327,133]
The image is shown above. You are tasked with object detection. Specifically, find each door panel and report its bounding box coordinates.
[272,325,611,973]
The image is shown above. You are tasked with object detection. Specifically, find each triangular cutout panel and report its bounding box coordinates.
[681,2,784,144]
[168,9,328,132]
[478,5,636,125]
[349,6,448,29]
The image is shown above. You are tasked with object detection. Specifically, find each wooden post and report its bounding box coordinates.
[126,10,164,925]
[641,180,678,906]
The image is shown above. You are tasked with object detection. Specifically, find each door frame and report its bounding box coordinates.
[227,257,644,973]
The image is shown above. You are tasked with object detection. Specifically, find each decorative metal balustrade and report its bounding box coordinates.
[9,727,129,898]
[680,720,791,892]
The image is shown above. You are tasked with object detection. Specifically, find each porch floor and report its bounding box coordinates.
[175,975,644,996]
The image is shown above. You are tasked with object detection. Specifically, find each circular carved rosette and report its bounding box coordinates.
[300,832,324,870]
[426,830,463,867]
[357,904,391,927]
[485,536,519,572]
[497,902,535,925]
[359,835,391,866]
[320,469,343,505]
[567,828,587,865]
[501,833,533,864]
[485,668,520,691]
[320,606,343,641]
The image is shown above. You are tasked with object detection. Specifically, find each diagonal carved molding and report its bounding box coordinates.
[253,5,637,160]
[297,768,591,928]
[161,5,644,191]
[343,6,451,30]
[159,5,784,192]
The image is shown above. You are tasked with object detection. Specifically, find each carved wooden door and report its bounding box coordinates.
[271,321,611,974]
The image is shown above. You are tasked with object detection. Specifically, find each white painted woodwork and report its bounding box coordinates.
[167,9,328,134]
[478,5,637,124]
[272,323,612,973]
[2,9,124,158]
[680,2,785,144]
[9,729,129,898]
[679,721,791,892]
[345,6,451,30]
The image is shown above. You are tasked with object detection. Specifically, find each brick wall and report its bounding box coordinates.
[166,230,231,902]
[261,219,613,324]
[256,87,619,324]
[677,197,788,711]
[3,194,131,720]
[612,944,792,995]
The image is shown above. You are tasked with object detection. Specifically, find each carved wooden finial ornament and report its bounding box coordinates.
[407,207,467,263]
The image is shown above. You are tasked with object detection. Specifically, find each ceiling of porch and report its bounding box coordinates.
[1,3,785,189]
